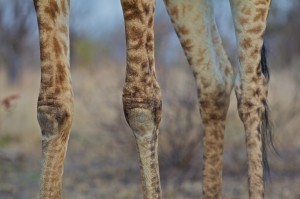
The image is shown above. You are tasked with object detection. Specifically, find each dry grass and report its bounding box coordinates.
[0,64,300,199]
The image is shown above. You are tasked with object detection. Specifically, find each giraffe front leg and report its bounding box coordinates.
[164,0,234,198]
[121,0,162,198]
[123,108,162,199]
[34,1,73,198]
[230,0,272,198]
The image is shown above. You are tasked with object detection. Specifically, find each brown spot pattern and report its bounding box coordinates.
[241,6,252,15]
[122,1,162,198]
[35,1,73,198]
[53,37,62,58]
[241,37,252,49]
[34,0,272,198]
[247,25,263,35]
[169,6,179,20]
[254,8,267,21]
[177,24,189,35]
[44,1,60,22]
[238,16,249,26]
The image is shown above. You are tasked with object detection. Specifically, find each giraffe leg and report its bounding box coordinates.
[164,1,234,198]
[121,1,162,199]
[229,0,272,198]
[34,1,73,198]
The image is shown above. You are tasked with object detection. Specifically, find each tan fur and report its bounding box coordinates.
[122,1,162,198]
[34,0,72,198]
[230,0,271,198]
[34,0,271,198]
[163,1,234,198]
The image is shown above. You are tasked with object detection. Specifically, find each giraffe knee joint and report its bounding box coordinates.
[199,88,231,119]
[122,92,162,139]
[37,102,73,141]
[125,108,159,140]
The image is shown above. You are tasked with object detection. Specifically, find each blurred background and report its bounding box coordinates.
[0,0,299,198]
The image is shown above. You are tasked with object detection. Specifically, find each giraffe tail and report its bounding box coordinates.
[260,42,277,181]
[260,43,269,82]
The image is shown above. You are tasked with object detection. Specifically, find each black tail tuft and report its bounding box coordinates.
[261,99,276,181]
[261,43,270,83]
[260,41,277,181]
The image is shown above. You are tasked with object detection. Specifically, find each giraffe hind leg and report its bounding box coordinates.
[230,0,273,198]
[163,0,235,198]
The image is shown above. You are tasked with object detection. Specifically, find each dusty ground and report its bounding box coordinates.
[0,64,300,199]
